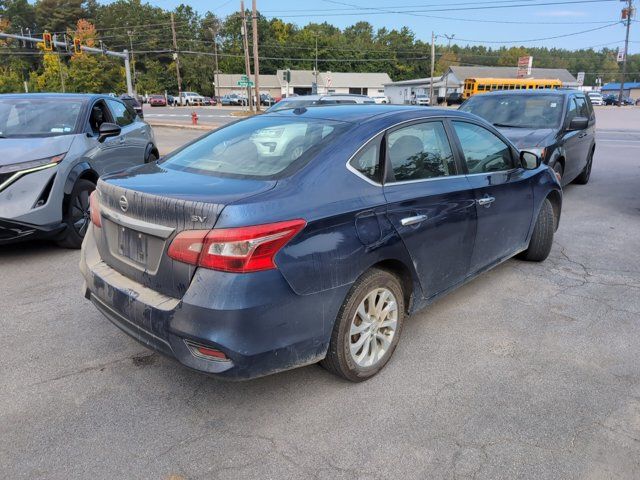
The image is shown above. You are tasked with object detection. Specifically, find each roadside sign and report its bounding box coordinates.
[516,56,533,78]
[237,80,254,87]
[617,47,625,63]
[576,72,585,86]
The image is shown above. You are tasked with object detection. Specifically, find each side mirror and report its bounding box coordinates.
[98,122,121,143]
[568,116,588,131]
[520,151,541,170]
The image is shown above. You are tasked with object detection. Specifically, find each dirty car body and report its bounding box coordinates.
[80,105,561,380]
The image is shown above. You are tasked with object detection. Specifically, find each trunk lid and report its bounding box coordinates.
[94,163,276,298]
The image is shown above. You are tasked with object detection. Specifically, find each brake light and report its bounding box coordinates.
[89,191,101,228]
[167,219,306,273]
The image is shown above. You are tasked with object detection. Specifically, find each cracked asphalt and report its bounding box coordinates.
[1,107,639,479]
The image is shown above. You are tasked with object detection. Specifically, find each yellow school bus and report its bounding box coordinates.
[462,78,563,99]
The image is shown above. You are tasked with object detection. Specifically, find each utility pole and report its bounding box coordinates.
[52,34,66,93]
[618,0,633,107]
[240,1,253,111]
[127,30,136,94]
[171,13,183,105]
[209,27,220,102]
[442,33,455,105]
[429,31,435,105]
[252,0,261,112]
[314,35,319,94]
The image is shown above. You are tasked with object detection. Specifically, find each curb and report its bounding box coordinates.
[147,122,219,131]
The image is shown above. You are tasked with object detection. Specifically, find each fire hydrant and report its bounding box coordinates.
[191,111,198,125]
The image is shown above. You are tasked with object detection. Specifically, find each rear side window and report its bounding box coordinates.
[386,121,456,182]
[349,137,381,182]
[106,99,135,126]
[161,116,350,179]
[452,121,514,173]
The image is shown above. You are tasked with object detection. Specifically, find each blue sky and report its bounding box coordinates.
[149,0,638,53]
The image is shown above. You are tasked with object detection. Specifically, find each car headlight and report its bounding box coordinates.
[0,153,65,193]
[0,153,66,175]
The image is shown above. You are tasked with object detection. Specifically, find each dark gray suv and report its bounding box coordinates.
[460,89,596,186]
[0,93,158,248]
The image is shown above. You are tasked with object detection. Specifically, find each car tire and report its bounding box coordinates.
[320,268,405,382]
[145,152,158,164]
[56,179,95,249]
[573,148,594,185]
[551,160,564,183]
[517,198,554,262]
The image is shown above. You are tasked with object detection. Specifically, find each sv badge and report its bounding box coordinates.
[191,215,207,223]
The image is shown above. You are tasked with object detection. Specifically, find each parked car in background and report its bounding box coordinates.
[260,93,275,106]
[221,94,246,106]
[460,89,595,186]
[81,104,560,381]
[586,91,604,106]
[265,94,375,112]
[0,93,158,248]
[119,94,144,119]
[372,95,389,104]
[148,94,167,107]
[446,92,464,106]
[166,94,175,106]
[603,94,617,105]
[174,91,206,106]
[202,96,217,106]
[412,94,430,106]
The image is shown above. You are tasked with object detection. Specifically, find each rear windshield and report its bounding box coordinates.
[460,94,564,129]
[0,98,83,137]
[161,115,351,179]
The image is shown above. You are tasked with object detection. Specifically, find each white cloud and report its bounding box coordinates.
[535,10,588,17]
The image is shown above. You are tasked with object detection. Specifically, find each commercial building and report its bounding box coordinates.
[215,70,391,98]
[601,82,640,100]
[384,66,578,104]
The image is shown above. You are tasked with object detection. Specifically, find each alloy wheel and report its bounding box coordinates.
[349,288,398,368]
[71,189,91,237]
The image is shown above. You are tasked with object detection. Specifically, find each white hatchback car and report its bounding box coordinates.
[587,92,604,106]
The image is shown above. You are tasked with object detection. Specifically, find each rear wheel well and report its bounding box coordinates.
[371,259,414,313]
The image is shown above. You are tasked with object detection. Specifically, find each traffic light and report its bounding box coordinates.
[43,32,53,51]
[281,69,291,83]
[73,37,82,54]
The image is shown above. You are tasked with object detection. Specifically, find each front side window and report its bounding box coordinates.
[161,116,350,179]
[106,99,135,127]
[452,121,514,174]
[574,96,589,118]
[386,121,456,182]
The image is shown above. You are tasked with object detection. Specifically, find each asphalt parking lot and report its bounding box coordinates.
[1,107,639,479]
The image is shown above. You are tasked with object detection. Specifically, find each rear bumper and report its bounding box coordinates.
[0,218,65,245]
[80,225,348,379]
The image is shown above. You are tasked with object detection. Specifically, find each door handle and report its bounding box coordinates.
[401,214,428,226]
[477,196,495,207]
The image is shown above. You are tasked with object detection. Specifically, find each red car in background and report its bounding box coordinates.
[149,94,167,107]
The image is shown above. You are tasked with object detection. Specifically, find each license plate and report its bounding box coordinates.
[117,226,148,265]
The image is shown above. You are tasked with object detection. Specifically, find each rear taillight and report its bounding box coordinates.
[167,219,306,273]
[89,191,101,228]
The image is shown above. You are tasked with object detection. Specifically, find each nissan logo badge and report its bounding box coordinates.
[119,195,129,213]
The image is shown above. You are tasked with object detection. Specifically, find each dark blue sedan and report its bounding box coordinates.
[80,105,562,381]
